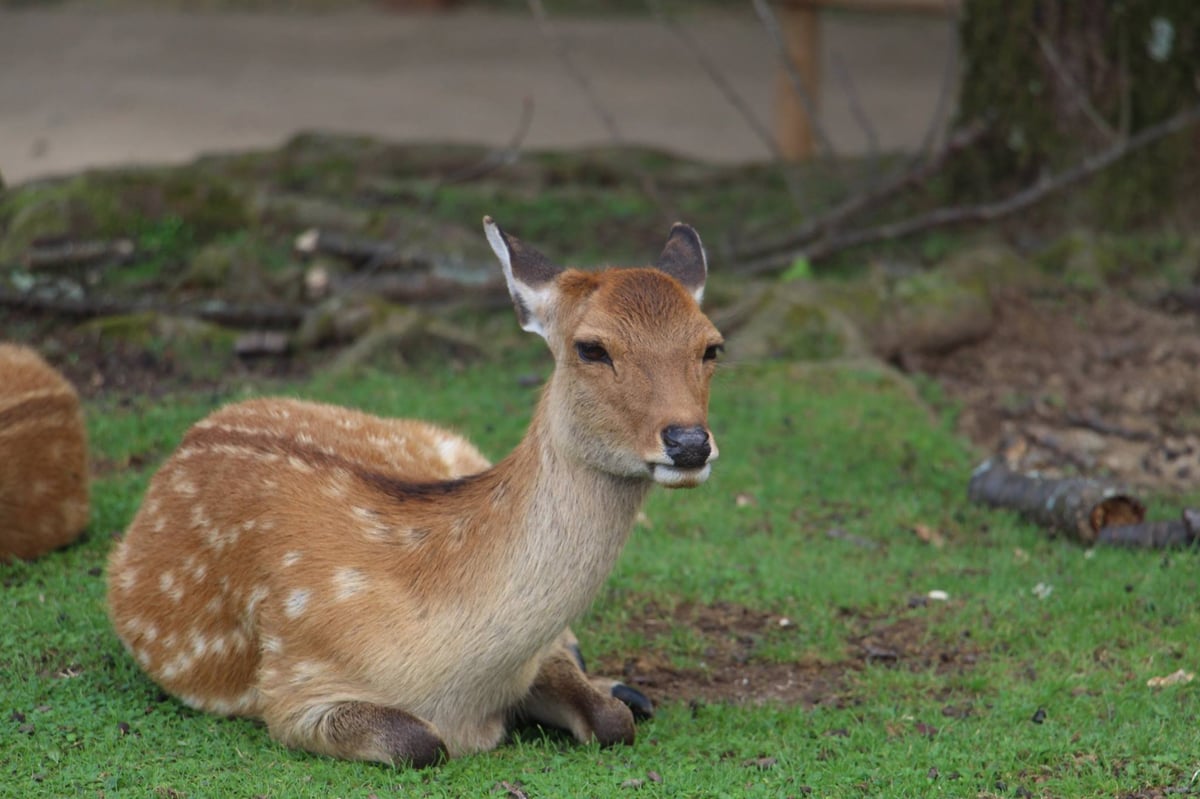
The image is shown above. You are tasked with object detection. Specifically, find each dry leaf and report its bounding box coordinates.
[735,492,757,508]
[1147,669,1194,688]
[913,523,945,547]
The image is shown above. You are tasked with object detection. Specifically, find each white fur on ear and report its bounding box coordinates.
[484,216,556,339]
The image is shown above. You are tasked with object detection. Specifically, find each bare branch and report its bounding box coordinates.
[751,0,838,160]
[829,52,879,160]
[645,0,805,210]
[1034,30,1119,144]
[915,0,960,159]
[526,0,675,220]
[0,287,303,329]
[526,0,622,142]
[738,101,1200,273]
[734,119,988,264]
[431,96,535,189]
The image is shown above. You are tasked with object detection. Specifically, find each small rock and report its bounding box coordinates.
[647,771,663,783]
[620,778,644,789]
[1031,707,1047,724]
[927,589,950,602]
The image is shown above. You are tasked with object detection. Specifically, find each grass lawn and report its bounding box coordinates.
[2,354,1197,798]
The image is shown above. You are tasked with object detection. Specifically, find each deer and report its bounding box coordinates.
[106,216,723,767]
[0,343,90,561]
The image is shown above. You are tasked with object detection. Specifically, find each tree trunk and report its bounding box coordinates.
[952,0,1200,225]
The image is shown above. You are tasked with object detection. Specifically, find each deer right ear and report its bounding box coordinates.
[484,216,562,339]
[655,223,707,304]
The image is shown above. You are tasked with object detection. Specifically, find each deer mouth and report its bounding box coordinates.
[649,462,712,488]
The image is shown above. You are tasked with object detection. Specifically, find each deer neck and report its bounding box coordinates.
[482,388,651,641]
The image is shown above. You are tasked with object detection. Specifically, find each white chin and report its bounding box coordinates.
[651,463,711,488]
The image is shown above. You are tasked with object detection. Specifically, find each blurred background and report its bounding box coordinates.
[2,0,1199,492]
[1,0,955,183]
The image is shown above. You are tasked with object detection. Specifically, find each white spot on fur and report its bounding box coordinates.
[245,585,269,617]
[189,630,209,657]
[204,595,223,615]
[159,571,184,603]
[281,551,302,568]
[230,687,259,713]
[191,561,208,582]
[284,588,311,619]
[332,567,367,601]
[436,436,465,470]
[262,634,284,654]
[136,650,153,668]
[190,505,212,530]
[152,516,167,534]
[118,566,140,593]
[161,652,193,680]
[173,476,197,496]
[287,455,313,473]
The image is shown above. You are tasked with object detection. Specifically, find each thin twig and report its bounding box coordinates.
[830,52,879,160]
[739,101,1200,273]
[751,0,838,161]
[526,0,622,141]
[1034,30,1119,144]
[734,119,988,264]
[526,0,675,220]
[916,0,960,160]
[431,96,535,189]
[645,0,805,210]
[0,287,304,329]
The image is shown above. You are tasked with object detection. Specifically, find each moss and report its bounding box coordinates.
[718,283,867,363]
[76,312,239,382]
[0,177,137,262]
[952,0,1200,224]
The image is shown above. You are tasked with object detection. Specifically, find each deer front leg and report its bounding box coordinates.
[517,630,653,747]
[264,698,447,768]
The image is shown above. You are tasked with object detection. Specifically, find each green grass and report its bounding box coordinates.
[3,357,1198,797]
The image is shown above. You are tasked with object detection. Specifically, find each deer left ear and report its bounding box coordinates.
[655,223,707,303]
[484,216,563,339]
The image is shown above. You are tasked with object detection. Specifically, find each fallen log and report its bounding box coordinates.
[968,459,1197,548]
[1096,509,1200,549]
[968,458,1144,545]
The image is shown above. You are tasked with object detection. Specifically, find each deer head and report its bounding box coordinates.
[484,216,722,488]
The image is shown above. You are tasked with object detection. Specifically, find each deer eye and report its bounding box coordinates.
[575,341,612,366]
[703,343,724,362]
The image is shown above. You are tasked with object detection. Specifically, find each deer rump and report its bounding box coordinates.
[106,217,721,767]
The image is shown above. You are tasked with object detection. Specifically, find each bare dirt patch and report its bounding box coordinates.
[595,601,980,707]
[910,288,1200,492]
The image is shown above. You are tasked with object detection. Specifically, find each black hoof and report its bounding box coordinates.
[568,642,588,674]
[611,683,654,721]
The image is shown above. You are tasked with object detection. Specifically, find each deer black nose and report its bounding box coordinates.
[661,425,711,469]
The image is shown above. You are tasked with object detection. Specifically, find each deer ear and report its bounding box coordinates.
[655,223,707,303]
[484,216,563,339]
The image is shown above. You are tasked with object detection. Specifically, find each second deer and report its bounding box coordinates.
[107,217,723,766]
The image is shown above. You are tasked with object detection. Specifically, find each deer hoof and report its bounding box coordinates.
[611,683,655,721]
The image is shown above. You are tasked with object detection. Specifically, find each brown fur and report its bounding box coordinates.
[0,344,90,561]
[106,221,722,766]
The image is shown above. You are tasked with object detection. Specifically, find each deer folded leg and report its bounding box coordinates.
[517,633,649,747]
[266,699,447,768]
[557,627,655,721]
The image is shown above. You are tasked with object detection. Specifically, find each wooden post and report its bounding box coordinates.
[774,0,822,161]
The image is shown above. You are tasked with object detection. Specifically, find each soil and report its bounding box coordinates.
[909,287,1200,493]
[595,600,979,709]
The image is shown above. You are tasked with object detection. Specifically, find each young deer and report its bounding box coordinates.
[106,217,723,766]
[0,344,90,561]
